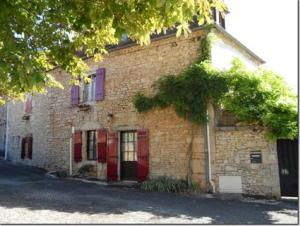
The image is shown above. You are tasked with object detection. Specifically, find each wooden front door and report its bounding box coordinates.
[121,131,137,181]
[277,139,298,197]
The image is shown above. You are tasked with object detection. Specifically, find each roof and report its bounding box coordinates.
[57,22,265,70]
[101,23,265,64]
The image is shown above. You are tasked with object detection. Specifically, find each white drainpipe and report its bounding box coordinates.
[4,103,9,160]
[69,126,74,175]
[206,109,215,193]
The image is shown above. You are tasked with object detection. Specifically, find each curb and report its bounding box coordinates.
[68,177,108,186]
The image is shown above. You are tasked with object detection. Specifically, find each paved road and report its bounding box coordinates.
[0,160,298,224]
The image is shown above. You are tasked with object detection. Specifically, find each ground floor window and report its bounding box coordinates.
[87,130,96,160]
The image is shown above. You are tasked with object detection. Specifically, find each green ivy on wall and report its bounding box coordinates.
[134,30,298,140]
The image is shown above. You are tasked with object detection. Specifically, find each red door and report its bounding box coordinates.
[107,132,118,182]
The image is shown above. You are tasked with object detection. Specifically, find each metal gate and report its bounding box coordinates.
[277,139,298,197]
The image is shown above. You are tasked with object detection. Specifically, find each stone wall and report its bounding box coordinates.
[6,93,51,169]
[213,127,281,197]
[0,105,7,157]
[47,29,208,188]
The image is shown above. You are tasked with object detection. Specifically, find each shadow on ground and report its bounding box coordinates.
[0,160,298,224]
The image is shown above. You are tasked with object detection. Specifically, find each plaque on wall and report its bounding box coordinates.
[250,151,262,163]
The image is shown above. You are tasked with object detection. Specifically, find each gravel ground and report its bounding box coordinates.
[0,160,298,224]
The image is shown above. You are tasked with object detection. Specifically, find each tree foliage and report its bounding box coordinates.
[0,0,226,104]
[134,35,298,140]
[222,59,297,140]
[134,61,227,124]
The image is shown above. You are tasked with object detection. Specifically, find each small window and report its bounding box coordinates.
[87,130,97,160]
[83,75,96,102]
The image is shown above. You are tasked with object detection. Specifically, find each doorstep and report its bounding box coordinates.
[69,176,108,186]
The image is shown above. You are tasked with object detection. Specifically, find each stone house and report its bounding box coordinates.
[0,16,282,197]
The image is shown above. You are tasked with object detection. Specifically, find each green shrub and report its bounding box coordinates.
[78,164,94,177]
[141,177,189,193]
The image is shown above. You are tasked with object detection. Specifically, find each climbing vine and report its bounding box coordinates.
[134,31,298,140]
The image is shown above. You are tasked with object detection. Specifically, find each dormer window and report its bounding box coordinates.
[212,8,226,29]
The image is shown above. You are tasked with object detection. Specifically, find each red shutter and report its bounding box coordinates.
[107,132,118,182]
[28,136,33,159]
[71,85,80,107]
[21,138,25,159]
[137,129,149,182]
[97,129,107,163]
[24,95,32,114]
[95,68,105,101]
[73,130,82,162]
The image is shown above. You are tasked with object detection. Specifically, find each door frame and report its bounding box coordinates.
[118,130,138,181]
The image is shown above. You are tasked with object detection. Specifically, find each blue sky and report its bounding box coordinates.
[224,0,298,92]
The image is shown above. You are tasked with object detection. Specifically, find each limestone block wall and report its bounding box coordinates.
[6,93,51,169]
[0,105,7,155]
[47,29,208,187]
[213,127,281,197]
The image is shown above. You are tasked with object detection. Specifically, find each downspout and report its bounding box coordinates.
[4,103,9,160]
[69,126,74,176]
[204,109,215,193]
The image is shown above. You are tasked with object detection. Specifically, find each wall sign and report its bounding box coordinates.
[250,151,262,164]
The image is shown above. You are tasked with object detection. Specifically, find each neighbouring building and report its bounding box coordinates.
[0,13,285,198]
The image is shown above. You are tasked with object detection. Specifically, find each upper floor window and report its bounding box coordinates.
[83,75,96,102]
[70,67,105,107]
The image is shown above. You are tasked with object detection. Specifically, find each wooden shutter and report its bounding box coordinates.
[28,136,33,159]
[107,132,118,182]
[97,129,107,163]
[71,85,80,107]
[95,68,105,101]
[24,95,32,114]
[73,130,82,162]
[21,138,26,159]
[137,129,149,182]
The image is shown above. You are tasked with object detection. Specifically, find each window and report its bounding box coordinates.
[87,130,97,160]
[83,75,96,102]
[121,131,137,161]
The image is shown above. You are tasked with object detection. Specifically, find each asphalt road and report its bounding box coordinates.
[0,160,298,224]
